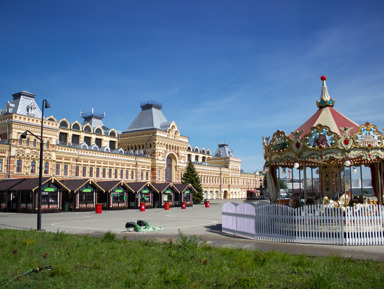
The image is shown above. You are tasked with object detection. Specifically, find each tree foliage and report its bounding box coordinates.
[182,161,204,204]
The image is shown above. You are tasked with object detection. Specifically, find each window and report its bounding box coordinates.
[59,121,68,128]
[109,140,116,150]
[82,166,86,177]
[0,159,3,172]
[108,169,112,178]
[84,136,91,146]
[126,170,128,180]
[141,171,143,180]
[120,169,123,179]
[89,167,93,177]
[102,168,106,178]
[33,139,36,147]
[131,170,134,180]
[84,125,92,133]
[72,123,80,131]
[46,141,49,149]
[96,167,100,178]
[109,131,116,137]
[59,132,68,145]
[55,164,60,175]
[16,160,22,173]
[64,164,68,176]
[95,138,102,148]
[26,139,29,146]
[114,169,117,179]
[75,166,79,177]
[19,138,22,145]
[44,162,49,175]
[72,134,80,145]
[95,128,102,135]
[158,170,161,181]
[146,172,149,181]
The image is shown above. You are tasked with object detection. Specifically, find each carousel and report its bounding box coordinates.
[222,76,383,245]
[263,76,384,207]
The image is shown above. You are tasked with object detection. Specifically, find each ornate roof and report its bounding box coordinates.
[2,91,43,118]
[213,143,233,157]
[124,101,172,133]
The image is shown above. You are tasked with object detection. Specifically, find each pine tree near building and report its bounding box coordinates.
[182,161,204,204]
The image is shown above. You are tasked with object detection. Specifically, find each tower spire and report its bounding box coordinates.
[316,75,335,108]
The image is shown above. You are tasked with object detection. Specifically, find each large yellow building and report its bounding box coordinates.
[0,91,263,201]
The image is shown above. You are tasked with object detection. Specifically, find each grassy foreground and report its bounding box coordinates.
[0,229,383,288]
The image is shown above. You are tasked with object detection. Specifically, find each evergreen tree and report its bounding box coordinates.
[182,161,204,204]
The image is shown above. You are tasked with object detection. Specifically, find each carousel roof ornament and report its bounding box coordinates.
[316,75,335,108]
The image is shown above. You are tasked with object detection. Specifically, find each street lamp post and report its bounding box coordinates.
[21,99,50,230]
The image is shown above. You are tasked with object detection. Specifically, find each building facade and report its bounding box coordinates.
[0,91,263,200]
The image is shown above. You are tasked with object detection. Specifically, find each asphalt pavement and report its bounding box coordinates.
[1,199,384,261]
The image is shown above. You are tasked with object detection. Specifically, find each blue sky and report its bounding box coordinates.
[1,0,384,173]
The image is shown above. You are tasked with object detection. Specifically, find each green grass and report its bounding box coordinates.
[1,229,383,288]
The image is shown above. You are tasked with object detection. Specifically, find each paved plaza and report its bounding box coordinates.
[1,199,384,261]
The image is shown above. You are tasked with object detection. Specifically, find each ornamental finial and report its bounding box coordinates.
[316,75,335,108]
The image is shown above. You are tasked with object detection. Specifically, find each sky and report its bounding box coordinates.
[1,0,384,174]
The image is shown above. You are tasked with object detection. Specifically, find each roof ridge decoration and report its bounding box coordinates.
[316,75,335,108]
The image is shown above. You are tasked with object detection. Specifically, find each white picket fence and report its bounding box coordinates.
[222,202,384,245]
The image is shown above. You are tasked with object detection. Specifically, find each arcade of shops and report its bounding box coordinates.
[0,177,196,213]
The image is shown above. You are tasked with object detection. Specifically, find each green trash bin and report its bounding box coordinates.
[64,202,69,212]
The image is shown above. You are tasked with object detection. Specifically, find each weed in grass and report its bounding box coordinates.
[102,231,116,242]
[52,230,67,242]
[177,229,205,250]
[232,276,258,288]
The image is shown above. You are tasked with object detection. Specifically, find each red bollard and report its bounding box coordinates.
[140,203,145,211]
[95,203,102,214]
[164,202,170,210]
[205,201,210,208]
[181,202,186,209]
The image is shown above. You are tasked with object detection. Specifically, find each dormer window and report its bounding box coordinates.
[26,104,36,115]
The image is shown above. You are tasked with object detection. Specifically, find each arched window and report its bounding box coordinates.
[44,162,49,175]
[31,161,36,174]
[95,128,102,135]
[84,125,92,133]
[72,123,80,131]
[109,131,116,137]
[59,121,68,128]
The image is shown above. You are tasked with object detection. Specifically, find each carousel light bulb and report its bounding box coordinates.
[316,169,319,174]
[352,168,357,174]
[294,162,300,169]
[282,169,286,175]
[344,160,351,167]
